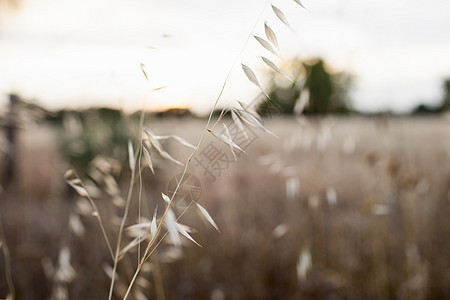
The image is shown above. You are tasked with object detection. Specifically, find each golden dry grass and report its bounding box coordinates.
[1,116,449,299]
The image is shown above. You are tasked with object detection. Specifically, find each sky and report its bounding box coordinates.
[1,0,450,114]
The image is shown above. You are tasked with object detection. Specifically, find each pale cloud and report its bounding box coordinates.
[1,0,450,113]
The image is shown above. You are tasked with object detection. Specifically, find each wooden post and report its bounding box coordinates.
[2,94,19,185]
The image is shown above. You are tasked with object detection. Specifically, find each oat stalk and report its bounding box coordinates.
[122,2,272,298]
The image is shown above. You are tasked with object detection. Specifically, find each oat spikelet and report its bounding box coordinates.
[128,140,135,172]
[176,223,201,247]
[164,209,181,247]
[161,193,171,204]
[207,129,245,153]
[293,0,308,10]
[236,109,278,138]
[253,35,279,57]
[231,109,249,140]
[237,100,260,119]
[66,180,89,198]
[153,135,195,149]
[142,145,155,174]
[196,203,220,232]
[64,169,74,179]
[140,63,149,81]
[271,4,291,28]
[297,248,312,281]
[143,128,183,166]
[222,123,237,161]
[261,56,294,82]
[241,64,270,99]
[264,22,279,50]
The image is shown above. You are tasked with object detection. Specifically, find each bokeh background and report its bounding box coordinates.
[1,0,450,299]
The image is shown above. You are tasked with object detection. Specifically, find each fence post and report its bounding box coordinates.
[2,94,19,185]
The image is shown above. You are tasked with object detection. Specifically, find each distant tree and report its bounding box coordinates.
[155,108,193,118]
[257,58,352,116]
[257,81,300,116]
[412,104,441,115]
[327,68,353,114]
[412,78,450,114]
[304,59,333,114]
[55,108,131,173]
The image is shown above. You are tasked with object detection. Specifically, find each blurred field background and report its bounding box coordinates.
[1,0,450,299]
[1,112,449,299]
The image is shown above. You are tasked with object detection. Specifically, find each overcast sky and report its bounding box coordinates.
[1,0,450,114]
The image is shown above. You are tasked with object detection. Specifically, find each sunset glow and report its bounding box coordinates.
[1,0,450,114]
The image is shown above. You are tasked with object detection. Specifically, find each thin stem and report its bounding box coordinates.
[0,217,15,300]
[95,211,115,260]
[151,253,166,300]
[124,201,195,300]
[142,201,195,262]
[108,163,136,300]
[123,1,271,297]
[108,108,146,300]
[138,148,143,264]
[70,169,114,260]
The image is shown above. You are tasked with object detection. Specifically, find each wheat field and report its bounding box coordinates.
[1,115,449,299]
